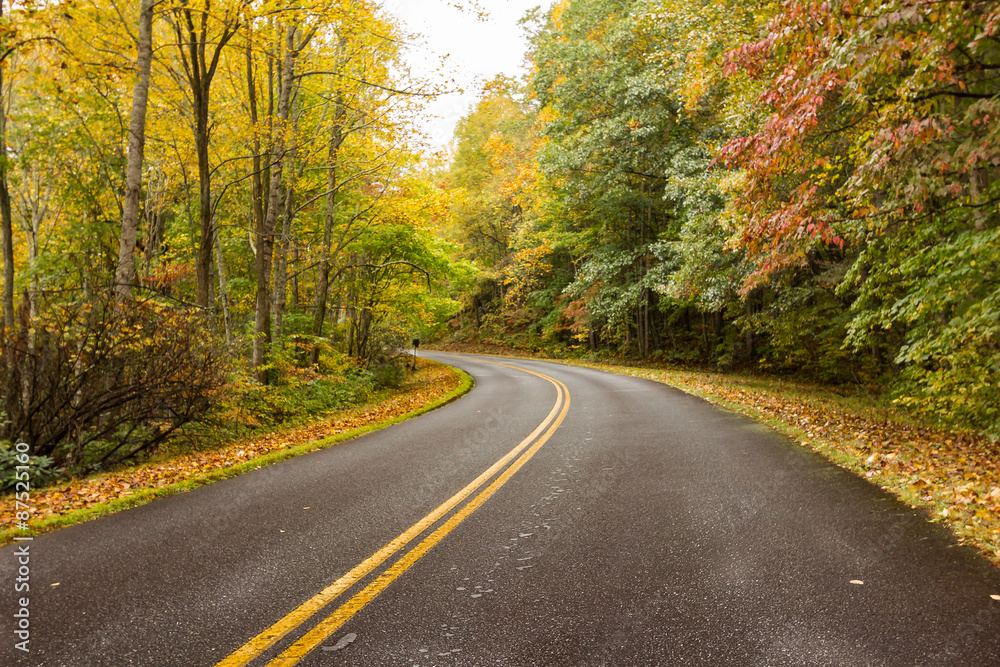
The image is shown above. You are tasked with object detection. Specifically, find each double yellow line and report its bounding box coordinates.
[216,359,570,667]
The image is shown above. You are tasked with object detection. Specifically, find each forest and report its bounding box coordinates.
[0,0,470,474]
[0,0,998,479]
[444,0,1000,439]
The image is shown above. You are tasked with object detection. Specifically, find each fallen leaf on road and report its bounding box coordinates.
[322,632,357,652]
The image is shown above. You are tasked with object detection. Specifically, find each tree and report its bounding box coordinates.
[168,0,244,308]
[445,78,539,333]
[115,0,156,300]
[252,19,313,381]
[1,0,16,332]
[529,0,696,356]
[718,0,1000,431]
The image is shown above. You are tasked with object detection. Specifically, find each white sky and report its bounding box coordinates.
[384,0,552,150]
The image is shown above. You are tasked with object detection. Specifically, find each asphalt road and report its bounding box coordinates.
[2,353,999,666]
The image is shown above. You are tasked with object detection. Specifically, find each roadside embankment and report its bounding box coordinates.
[0,359,471,546]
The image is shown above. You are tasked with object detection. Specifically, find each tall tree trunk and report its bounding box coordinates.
[649,290,661,351]
[273,98,305,350]
[253,24,298,382]
[173,3,240,308]
[115,0,155,301]
[345,267,357,356]
[21,181,46,350]
[246,39,265,260]
[17,183,40,414]
[194,106,212,308]
[214,226,234,346]
[183,14,213,310]
[272,163,295,346]
[291,241,300,307]
[356,306,372,362]
[310,92,347,365]
[0,0,13,333]
[0,173,10,332]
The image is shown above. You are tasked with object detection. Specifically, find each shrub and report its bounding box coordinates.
[360,317,416,388]
[0,442,64,491]
[216,365,376,430]
[363,318,411,367]
[371,360,407,389]
[0,292,228,469]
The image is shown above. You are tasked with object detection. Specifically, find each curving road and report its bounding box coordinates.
[2,353,1000,666]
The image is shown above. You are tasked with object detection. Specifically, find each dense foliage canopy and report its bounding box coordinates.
[442,0,1000,438]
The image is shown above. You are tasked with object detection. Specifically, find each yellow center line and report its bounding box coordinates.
[215,357,568,667]
[266,371,571,666]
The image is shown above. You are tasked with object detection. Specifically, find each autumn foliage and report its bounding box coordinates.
[0,292,227,467]
[719,0,1000,433]
[0,0,467,477]
[442,0,1000,438]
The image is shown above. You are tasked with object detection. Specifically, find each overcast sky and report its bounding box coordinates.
[384,0,552,149]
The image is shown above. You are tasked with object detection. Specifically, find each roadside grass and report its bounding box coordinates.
[432,343,1000,568]
[0,359,472,547]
